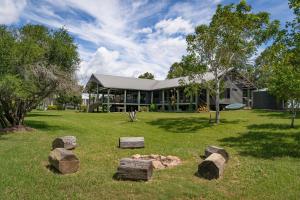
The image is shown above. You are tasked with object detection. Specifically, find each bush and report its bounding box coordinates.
[56,104,65,110]
[47,104,65,110]
[149,104,157,112]
[47,105,58,110]
[80,105,87,112]
[139,106,149,112]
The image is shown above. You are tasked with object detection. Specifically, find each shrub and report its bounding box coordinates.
[80,105,87,112]
[56,104,65,110]
[47,105,58,110]
[149,104,157,112]
[139,106,149,112]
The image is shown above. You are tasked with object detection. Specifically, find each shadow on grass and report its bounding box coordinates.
[26,113,62,118]
[112,172,148,182]
[0,132,8,140]
[220,123,300,158]
[148,117,242,133]
[251,109,298,119]
[46,164,61,174]
[24,120,65,131]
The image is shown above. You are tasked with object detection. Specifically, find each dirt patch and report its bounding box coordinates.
[0,125,35,133]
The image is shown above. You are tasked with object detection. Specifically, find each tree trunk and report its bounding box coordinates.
[116,158,153,181]
[198,153,226,180]
[48,148,79,174]
[119,137,145,149]
[0,115,8,128]
[291,100,296,128]
[215,79,220,124]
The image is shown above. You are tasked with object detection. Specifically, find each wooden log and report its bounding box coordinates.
[48,148,79,174]
[52,136,77,150]
[119,137,144,149]
[198,153,226,180]
[205,145,229,162]
[117,158,153,181]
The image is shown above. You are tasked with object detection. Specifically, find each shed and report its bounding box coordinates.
[252,89,284,110]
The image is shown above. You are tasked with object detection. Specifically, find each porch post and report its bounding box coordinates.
[195,90,199,109]
[162,90,165,111]
[87,92,91,113]
[124,89,127,112]
[151,91,153,104]
[247,89,250,107]
[206,89,210,111]
[176,89,179,111]
[138,90,141,111]
[107,89,110,112]
[96,83,99,112]
[190,94,193,111]
[102,92,104,112]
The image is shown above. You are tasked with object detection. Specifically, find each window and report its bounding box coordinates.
[224,88,231,99]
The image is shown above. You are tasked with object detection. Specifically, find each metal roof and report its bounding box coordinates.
[88,71,218,91]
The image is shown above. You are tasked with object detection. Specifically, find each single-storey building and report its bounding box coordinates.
[252,89,285,110]
[84,70,256,112]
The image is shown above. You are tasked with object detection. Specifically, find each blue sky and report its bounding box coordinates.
[0,0,294,83]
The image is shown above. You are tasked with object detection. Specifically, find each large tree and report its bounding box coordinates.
[0,25,79,129]
[256,0,300,128]
[183,1,278,123]
[138,72,155,80]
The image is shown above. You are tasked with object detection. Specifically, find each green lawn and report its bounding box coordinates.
[0,110,299,199]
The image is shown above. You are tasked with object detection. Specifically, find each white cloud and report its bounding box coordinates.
[137,27,152,34]
[79,47,120,78]
[167,1,221,25]
[2,0,221,84]
[0,0,27,24]
[155,17,194,35]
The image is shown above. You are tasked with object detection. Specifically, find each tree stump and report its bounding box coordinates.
[116,158,153,181]
[119,137,144,149]
[205,145,229,162]
[52,136,77,150]
[48,148,79,174]
[198,153,226,180]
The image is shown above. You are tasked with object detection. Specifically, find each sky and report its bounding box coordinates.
[0,0,294,83]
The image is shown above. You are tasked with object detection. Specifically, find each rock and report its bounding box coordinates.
[166,155,180,161]
[150,154,159,159]
[205,145,229,162]
[52,136,77,150]
[48,148,79,174]
[132,154,141,159]
[159,156,166,160]
[152,160,165,169]
[130,154,181,170]
[160,156,182,168]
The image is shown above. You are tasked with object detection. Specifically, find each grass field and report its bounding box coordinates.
[0,110,299,199]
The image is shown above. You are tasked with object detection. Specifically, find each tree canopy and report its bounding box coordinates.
[138,72,155,80]
[256,0,300,127]
[171,1,279,123]
[0,25,79,129]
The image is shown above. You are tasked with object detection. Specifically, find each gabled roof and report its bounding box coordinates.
[92,74,158,90]
[87,71,217,91]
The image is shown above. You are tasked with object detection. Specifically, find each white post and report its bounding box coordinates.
[107,89,110,113]
[138,90,141,111]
